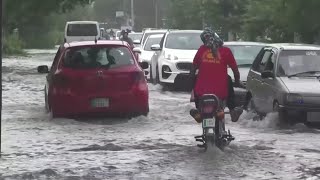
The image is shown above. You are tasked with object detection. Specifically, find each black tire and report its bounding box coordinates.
[247,99,255,112]
[130,106,149,118]
[155,64,160,84]
[161,83,175,91]
[142,106,150,117]
[273,101,290,126]
[248,99,265,120]
[215,118,226,149]
[44,88,49,113]
[149,64,154,84]
[304,122,320,129]
[206,134,215,149]
[48,100,59,119]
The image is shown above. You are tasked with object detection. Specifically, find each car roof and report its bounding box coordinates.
[64,40,128,48]
[148,34,165,39]
[224,41,267,46]
[168,30,202,34]
[144,29,169,33]
[67,21,98,24]
[267,43,320,50]
[129,32,142,35]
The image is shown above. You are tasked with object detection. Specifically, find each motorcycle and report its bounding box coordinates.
[193,94,235,150]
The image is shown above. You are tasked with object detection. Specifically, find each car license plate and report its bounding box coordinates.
[307,112,320,122]
[203,119,215,128]
[91,98,109,108]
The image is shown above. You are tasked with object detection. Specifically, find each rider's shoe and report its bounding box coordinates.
[230,107,243,122]
[190,109,202,123]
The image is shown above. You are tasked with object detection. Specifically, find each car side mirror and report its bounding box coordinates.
[140,61,149,69]
[133,47,141,54]
[261,71,273,79]
[133,40,141,45]
[151,44,161,51]
[37,65,49,74]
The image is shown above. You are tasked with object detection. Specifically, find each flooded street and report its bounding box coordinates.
[1,50,320,180]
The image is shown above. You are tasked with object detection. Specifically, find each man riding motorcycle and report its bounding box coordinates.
[120,29,134,48]
[190,27,243,123]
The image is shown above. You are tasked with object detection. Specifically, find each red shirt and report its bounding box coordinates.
[193,45,238,99]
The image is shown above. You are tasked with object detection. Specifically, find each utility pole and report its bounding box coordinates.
[154,0,158,28]
[131,0,134,30]
[201,0,206,29]
[0,0,3,157]
[122,0,126,26]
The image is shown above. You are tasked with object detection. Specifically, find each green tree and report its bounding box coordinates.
[285,0,320,43]
[4,0,91,49]
[167,0,248,40]
[167,0,202,29]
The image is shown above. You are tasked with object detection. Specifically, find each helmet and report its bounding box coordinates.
[200,26,224,56]
[121,29,131,35]
[200,26,223,47]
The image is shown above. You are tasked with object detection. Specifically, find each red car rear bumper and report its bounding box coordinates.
[49,88,149,117]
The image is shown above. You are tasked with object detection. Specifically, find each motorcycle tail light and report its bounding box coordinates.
[202,105,217,114]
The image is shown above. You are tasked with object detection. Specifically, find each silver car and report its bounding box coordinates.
[246,43,320,123]
[224,41,267,107]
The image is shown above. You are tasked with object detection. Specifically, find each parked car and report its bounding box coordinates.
[115,30,122,40]
[149,30,203,86]
[37,41,149,118]
[139,34,164,79]
[128,32,143,47]
[246,43,320,124]
[224,41,267,107]
[140,29,168,47]
[64,21,101,43]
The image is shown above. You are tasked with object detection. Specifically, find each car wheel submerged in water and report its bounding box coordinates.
[149,63,154,84]
[155,64,160,85]
[273,101,291,126]
[44,86,49,113]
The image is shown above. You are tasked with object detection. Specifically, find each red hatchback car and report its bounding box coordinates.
[37,41,149,118]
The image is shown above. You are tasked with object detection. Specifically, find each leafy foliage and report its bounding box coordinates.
[168,0,320,43]
[3,34,26,56]
[3,0,91,49]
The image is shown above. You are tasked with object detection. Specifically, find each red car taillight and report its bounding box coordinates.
[132,72,147,91]
[132,72,146,83]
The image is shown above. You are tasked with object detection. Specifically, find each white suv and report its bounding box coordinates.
[140,29,168,47]
[149,30,203,85]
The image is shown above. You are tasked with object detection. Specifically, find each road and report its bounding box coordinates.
[1,50,320,180]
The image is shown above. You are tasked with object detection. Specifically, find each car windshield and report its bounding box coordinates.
[128,33,142,41]
[165,33,202,50]
[63,46,135,69]
[144,37,162,51]
[227,45,264,65]
[142,32,165,45]
[67,24,98,36]
[278,50,320,77]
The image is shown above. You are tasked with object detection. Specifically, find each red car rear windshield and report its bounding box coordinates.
[63,46,135,69]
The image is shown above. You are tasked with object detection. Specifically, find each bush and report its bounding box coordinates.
[3,34,26,56]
